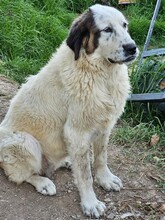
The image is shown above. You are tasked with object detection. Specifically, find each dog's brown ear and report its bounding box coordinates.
[66,10,94,60]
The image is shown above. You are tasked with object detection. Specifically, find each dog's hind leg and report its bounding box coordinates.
[0,130,56,195]
[43,136,72,178]
[26,175,56,195]
[45,155,72,178]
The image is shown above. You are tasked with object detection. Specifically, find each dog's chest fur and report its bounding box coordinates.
[61,54,130,128]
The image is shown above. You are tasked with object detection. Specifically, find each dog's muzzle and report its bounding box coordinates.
[123,43,137,56]
[108,43,139,64]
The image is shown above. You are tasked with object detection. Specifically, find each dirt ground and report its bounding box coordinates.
[0,76,164,220]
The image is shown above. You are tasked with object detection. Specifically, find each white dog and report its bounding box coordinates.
[0,4,138,218]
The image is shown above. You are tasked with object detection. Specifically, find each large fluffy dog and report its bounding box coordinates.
[0,4,138,218]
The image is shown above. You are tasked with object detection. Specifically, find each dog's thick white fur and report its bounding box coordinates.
[0,4,138,218]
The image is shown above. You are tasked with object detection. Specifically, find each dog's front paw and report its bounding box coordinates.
[95,166,123,191]
[81,198,106,218]
[36,177,56,196]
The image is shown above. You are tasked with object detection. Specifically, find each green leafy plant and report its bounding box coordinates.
[124,59,165,125]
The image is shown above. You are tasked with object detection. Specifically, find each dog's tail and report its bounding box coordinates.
[0,128,42,184]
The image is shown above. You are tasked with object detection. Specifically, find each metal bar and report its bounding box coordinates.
[138,0,162,68]
[142,48,165,57]
[128,92,165,103]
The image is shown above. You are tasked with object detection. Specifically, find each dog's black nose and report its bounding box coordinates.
[123,43,137,55]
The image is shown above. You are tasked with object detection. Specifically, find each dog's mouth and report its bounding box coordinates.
[108,55,137,64]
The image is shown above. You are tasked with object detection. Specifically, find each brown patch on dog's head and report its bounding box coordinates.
[66,9,100,60]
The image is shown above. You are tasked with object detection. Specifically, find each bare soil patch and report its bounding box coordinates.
[0,76,164,220]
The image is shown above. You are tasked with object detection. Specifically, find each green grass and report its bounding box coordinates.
[0,0,76,82]
[113,120,163,146]
[130,59,165,94]
[123,58,165,125]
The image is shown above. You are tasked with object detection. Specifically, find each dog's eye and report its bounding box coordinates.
[123,22,127,28]
[103,27,113,33]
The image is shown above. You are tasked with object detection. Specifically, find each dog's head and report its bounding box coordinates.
[67,4,139,64]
